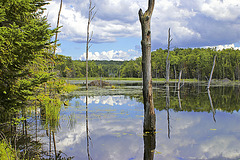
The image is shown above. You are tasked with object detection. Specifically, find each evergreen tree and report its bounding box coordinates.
[0,0,56,110]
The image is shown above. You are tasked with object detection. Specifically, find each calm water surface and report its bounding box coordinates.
[4,82,240,160]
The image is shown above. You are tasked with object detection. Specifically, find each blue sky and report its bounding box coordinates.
[45,0,240,60]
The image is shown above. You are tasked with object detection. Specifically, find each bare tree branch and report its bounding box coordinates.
[53,0,63,55]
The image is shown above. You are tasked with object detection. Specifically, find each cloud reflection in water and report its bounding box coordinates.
[50,95,240,159]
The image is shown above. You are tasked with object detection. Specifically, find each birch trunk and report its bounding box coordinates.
[139,0,156,133]
[178,70,182,90]
[207,55,217,89]
[166,28,171,84]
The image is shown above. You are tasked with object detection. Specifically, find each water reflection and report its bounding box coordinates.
[86,93,92,160]
[208,89,216,122]
[2,84,240,159]
[144,133,156,160]
[165,84,171,139]
[54,95,144,159]
[59,85,240,159]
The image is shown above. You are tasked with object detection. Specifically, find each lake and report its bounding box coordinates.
[1,81,240,160]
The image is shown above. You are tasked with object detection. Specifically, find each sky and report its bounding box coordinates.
[45,0,240,61]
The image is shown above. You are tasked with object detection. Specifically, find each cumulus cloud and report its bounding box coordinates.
[45,0,141,43]
[151,0,240,49]
[205,43,240,50]
[79,49,140,61]
[45,0,240,52]
[200,0,240,21]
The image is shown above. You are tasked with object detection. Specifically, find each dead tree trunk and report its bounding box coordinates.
[86,0,96,90]
[53,0,63,55]
[178,70,182,90]
[207,55,217,89]
[166,28,172,84]
[139,0,156,133]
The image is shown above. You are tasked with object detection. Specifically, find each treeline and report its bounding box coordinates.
[55,56,124,78]
[57,47,240,80]
[151,48,240,81]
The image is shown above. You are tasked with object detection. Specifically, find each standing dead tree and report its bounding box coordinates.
[53,0,63,55]
[207,55,217,89]
[139,0,156,133]
[177,70,182,90]
[166,28,172,84]
[86,0,96,90]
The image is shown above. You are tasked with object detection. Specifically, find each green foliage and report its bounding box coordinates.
[55,48,240,81]
[0,139,17,160]
[120,60,141,78]
[121,47,240,80]
[0,1,78,159]
[0,0,56,110]
[34,78,77,131]
[55,58,124,78]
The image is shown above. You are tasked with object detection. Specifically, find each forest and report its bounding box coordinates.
[56,47,240,81]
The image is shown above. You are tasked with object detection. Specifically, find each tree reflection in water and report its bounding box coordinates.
[144,132,156,160]
[86,93,92,160]
[166,84,171,139]
[208,89,216,122]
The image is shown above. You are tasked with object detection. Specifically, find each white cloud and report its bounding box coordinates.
[79,49,140,61]
[200,0,240,21]
[205,43,240,50]
[45,1,87,42]
[45,0,240,53]
[45,0,141,43]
